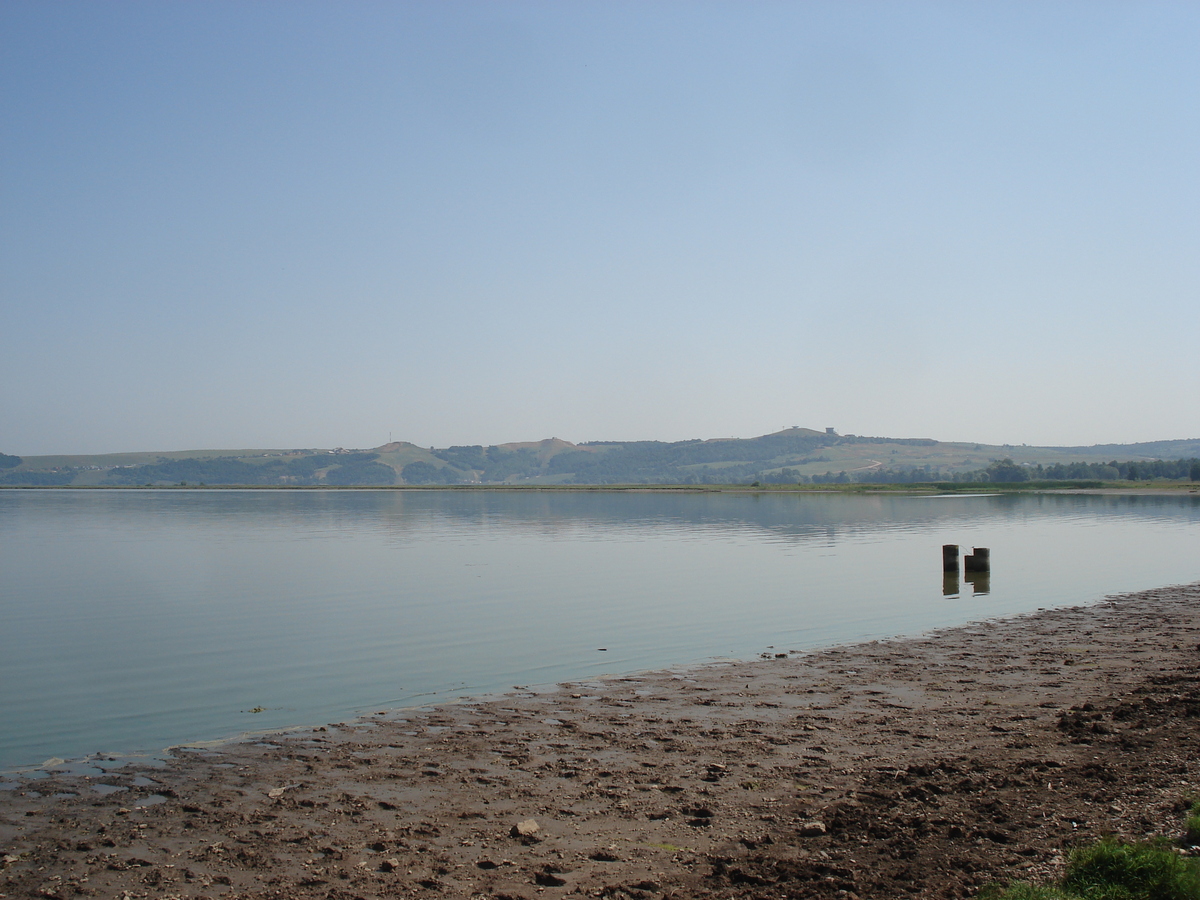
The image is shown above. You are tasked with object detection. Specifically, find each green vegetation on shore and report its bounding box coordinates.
[982,839,1200,900]
[105,452,396,487]
[1187,802,1200,846]
[982,802,1200,900]
[1,480,1196,495]
[2,430,1199,488]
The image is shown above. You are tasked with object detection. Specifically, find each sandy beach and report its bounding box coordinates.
[2,582,1199,899]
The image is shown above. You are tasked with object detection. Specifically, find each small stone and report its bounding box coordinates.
[379,858,400,872]
[511,819,541,840]
[797,820,827,837]
[535,870,567,886]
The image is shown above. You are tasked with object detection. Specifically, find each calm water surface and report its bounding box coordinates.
[2,489,1199,772]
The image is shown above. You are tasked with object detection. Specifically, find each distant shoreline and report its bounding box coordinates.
[2,482,1198,494]
[5,431,1197,491]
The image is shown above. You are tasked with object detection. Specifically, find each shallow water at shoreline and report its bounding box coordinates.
[2,489,1199,771]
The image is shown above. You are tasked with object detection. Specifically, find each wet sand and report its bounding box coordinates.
[3,582,1199,899]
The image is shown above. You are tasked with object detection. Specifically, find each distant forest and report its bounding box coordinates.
[0,452,397,487]
[402,445,545,484]
[405,439,1200,487]
[406,431,943,485]
[100,452,397,486]
[811,458,1200,485]
[1,437,1198,487]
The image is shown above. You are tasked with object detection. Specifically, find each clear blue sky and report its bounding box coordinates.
[2,1,1197,455]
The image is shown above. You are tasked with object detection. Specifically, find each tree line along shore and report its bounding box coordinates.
[3,427,1200,488]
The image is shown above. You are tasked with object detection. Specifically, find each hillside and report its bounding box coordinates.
[2,429,1199,487]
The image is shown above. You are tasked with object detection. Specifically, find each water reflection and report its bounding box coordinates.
[7,489,1198,546]
[964,569,990,596]
[1,489,1198,771]
[942,570,960,597]
[941,557,989,596]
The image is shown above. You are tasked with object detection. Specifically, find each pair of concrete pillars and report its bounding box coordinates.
[942,544,990,596]
[943,544,989,572]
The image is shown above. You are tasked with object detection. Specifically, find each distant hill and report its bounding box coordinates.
[2,430,1199,486]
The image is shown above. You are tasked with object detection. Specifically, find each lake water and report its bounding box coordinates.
[2,488,1199,773]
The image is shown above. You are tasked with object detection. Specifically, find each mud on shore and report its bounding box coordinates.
[3,583,1199,899]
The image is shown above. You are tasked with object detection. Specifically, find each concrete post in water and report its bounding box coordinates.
[964,547,990,573]
[942,544,959,573]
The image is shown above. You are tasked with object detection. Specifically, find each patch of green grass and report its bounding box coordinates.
[979,886,1072,900]
[1064,839,1200,899]
[982,839,1200,900]
[1185,801,1200,846]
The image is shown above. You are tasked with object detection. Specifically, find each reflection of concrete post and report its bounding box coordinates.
[943,570,960,596]
[964,547,990,572]
[965,570,990,596]
[942,544,959,573]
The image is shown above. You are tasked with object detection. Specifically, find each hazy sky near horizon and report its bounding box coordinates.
[2,1,1198,455]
